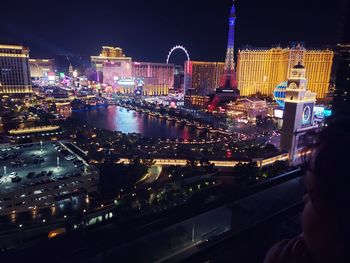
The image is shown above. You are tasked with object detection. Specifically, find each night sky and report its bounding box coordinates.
[0,0,347,65]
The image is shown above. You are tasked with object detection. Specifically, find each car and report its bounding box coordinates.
[9,172,17,178]
[75,163,84,168]
[11,176,22,183]
[26,172,36,178]
[65,155,76,161]
[34,156,45,164]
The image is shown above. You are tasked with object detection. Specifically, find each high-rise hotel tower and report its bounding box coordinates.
[236,44,334,99]
[0,44,32,95]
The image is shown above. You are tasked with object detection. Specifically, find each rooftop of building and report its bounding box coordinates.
[190,61,225,65]
[0,44,27,50]
[29,59,54,62]
[238,45,333,53]
[132,61,175,67]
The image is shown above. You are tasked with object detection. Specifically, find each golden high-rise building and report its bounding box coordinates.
[236,45,334,99]
[0,44,32,95]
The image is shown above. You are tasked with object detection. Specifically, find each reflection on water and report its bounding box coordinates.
[51,205,56,217]
[31,208,38,220]
[71,105,207,140]
[10,212,16,223]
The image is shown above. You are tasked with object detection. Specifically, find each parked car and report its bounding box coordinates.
[11,176,22,183]
[9,172,17,178]
[26,172,36,178]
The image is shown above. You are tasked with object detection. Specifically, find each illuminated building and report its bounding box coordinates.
[91,46,132,86]
[55,101,72,114]
[219,0,238,91]
[237,44,334,99]
[132,62,174,88]
[115,78,136,95]
[280,62,317,165]
[226,98,267,120]
[68,63,74,76]
[184,94,211,109]
[116,77,169,97]
[184,1,239,110]
[29,59,55,78]
[0,44,32,95]
[174,65,184,91]
[184,61,225,96]
[273,82,287,108]
[142,84,169,96]
[211,1,239,110]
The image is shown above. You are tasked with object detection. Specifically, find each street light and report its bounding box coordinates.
[57,157,60,171]
[40,140,43,152]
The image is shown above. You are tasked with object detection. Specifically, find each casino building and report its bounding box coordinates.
[236,44,334,99]
[184,61,225,96]
[91,46,132,86]
[132,62,174,88]
[0,44,32,96]
[29,59,55,79]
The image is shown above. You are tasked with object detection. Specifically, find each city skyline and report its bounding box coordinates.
[0,0,346,64]
[0,1,349,261]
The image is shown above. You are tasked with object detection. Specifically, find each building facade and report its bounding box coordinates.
[280,62,317,165]
[91,46,132,86]
[29,59,55,78]
[142,84,169,96]
[226,98,267,120]
[184,94,211,110]
[132,62,174,88]
[185,61,225,96]
[237,45,334,99]
[0,44,32,95]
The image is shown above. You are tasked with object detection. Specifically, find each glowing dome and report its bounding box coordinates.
[274,81,287,108]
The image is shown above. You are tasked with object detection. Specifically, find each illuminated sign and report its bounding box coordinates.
[48,73,55,81]
[324,109,332,117]
[274,109,284,119]
[314,106,324,119]
[301,103,314,127]
[117,79,135,86]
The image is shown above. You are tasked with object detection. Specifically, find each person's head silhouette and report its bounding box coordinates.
[265,116,350,263]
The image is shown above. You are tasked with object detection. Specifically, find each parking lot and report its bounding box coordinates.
[0,141,87,195]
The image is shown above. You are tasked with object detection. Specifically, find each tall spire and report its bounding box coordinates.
[220,0,238,90]
[230,0,236,19]
[225,0,236,71]
[211,0,239,111]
